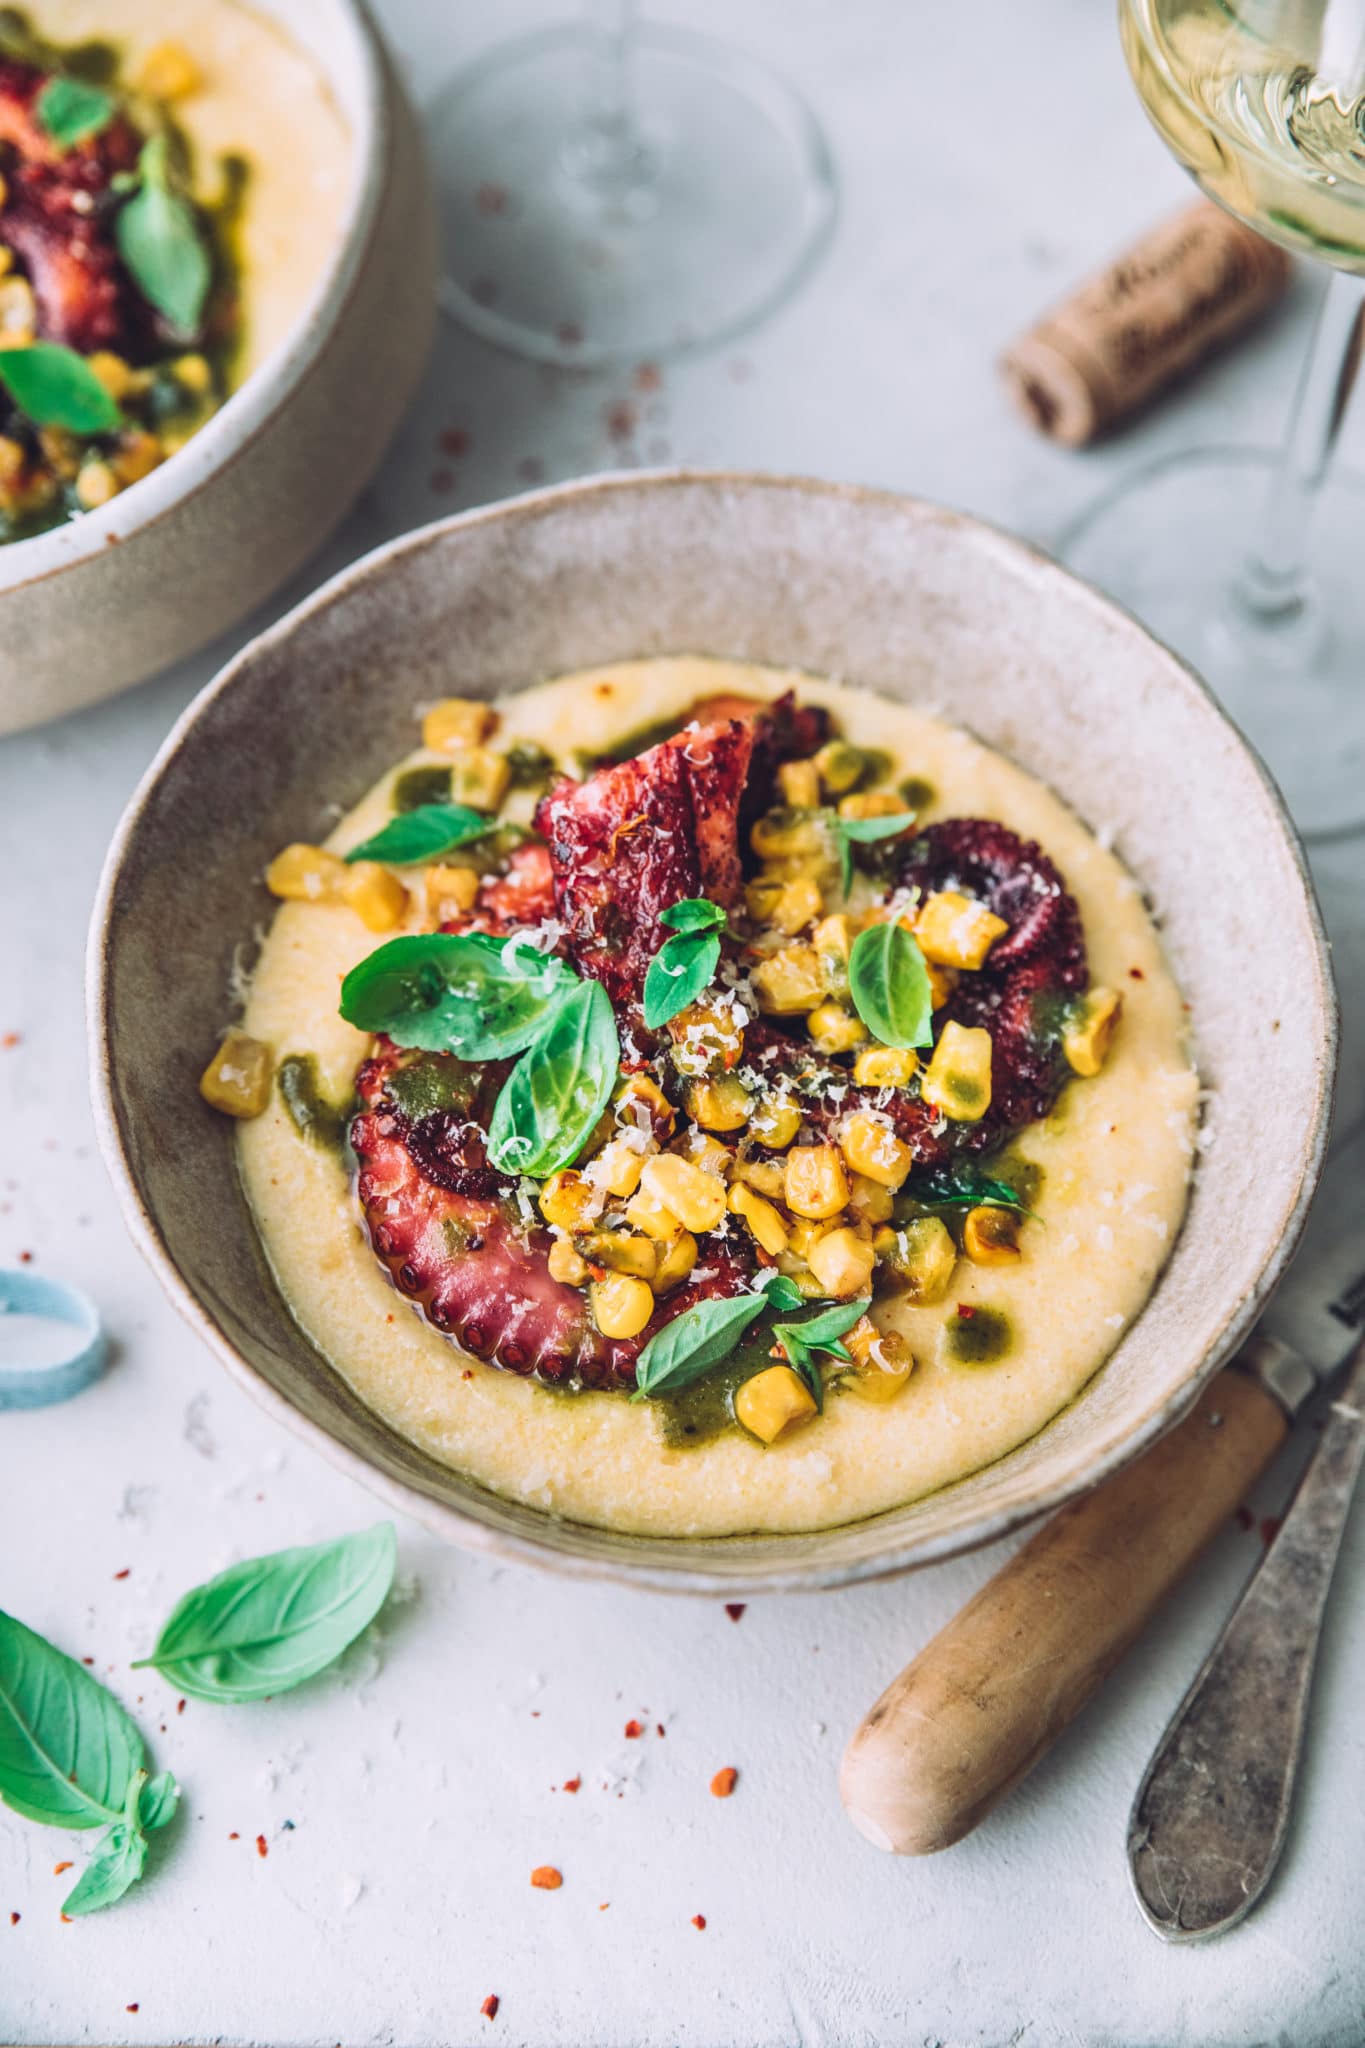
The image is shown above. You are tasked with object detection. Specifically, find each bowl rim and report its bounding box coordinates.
[0,0,390,595]
[86,468,1340,1595]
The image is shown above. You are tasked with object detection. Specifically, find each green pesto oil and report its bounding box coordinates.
[943,1305,1012,1365]
[385,1052,481,1120]
[277,1055,349,1153]
[393,765,453,812]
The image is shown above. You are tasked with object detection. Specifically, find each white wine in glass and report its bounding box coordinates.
[1063,0,1365,838]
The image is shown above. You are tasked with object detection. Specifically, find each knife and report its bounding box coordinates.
[1128,1114,1365,1940]
[839,1116,1365,1869]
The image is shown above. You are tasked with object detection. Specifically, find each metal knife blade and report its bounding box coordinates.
[1255,1109,1365,1389]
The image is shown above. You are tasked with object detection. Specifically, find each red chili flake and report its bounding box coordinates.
[561,1776,581,1794]
[9,1912,19,1925]
[228,1832,240,1841]
[177,1698,186,1714]
[530,1865,562,1890]
[475,182,509,216]
[598,1902,610,1911]
[256,1834,268,1859]
[126,2003,140,2013]
[1235,1505,1254,1531]
[623,1719,643,1739]
[81,1656,94,1666]
[1,1032,19,1048]
[1260,1516,1283,1547]
[462,1368,474,1380]
[480,1993,500,2021]
[53,1861,73,1875]
[633,363,662,393]
[441,428,471,459]
[710,1767,738,1799]
[655,1723,666,1739]
[604,399,637,443]
[60,1913,72,1923]
[1128,967,1145,980]
[113,1568,130,1580]
[691,1914,707,1930]
[956,1304,978,1320]
[724,1603,746,1623]
[17,1250,32,1264]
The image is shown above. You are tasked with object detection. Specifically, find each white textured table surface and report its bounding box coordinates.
[3,4,1364,2044]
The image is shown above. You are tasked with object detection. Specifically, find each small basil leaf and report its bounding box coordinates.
[343,803,502,867]
[905,1164,1031,1216]
[138,1767,180,1832]
[642,929,721,1031]
[773,1298,869,1411]
[635,1291,771,1398]
[115,134,212,338]
[35,75,115,150]
[0,1609,145,1829]
[754,1270,804,1312]
[339,932,570,1059]
[660,897,727,935]
[835,810,917,895]
[848,921,934,1049]
[61,1817,147,1918]
[487,979,619,1177]
[0,343,122,434]
[133,1524,397,1703]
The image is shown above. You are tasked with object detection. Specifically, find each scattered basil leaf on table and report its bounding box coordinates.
[35,75,115,150]
[643,898,728,1030]
[487,979,619,1177]
[62,1767,179,1918]
[833,810,918,896]
[772,1298,871,1410]
[0,343,122,434]
[848,919,934,1049]
[343,802,507,867]
[115,134,212,338]
[340,931,570,1059]
[134,1523,396,1704]
[634,1290,772,1399]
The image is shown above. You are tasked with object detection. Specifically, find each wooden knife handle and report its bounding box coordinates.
[839,1364,1289,1855]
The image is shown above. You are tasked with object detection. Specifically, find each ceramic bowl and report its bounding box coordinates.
[0,0,435,737]
[88,473,1338,1594]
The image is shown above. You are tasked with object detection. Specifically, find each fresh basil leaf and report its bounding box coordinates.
[62,1818,147,1917]
[133,1524,396,1704]
[35,75,115,150]
[642,929,721,1031]
[0,342,122,434]
[635,1291,771,1398]
[137,1767,180,1831]
[905,1164,1031,1216]
[754,1270,804,1312]
[343,803,504,867]
[848,920,934,1049]
[0,1609,144,1829]
[834,810,918,895]
[340,931,570,1059]
[773,1298,869,1410]
[116,134,212,338]
[660,898,727,935]
[487,979,618,1176]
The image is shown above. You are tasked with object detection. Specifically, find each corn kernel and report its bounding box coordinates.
[814,740,869,795]
[735,1365,817,1444]
[654,1230,698,1293]
[640,1153,728,1234]
[749,1093,803,1148]
[927,961,957,1011]
[539,1168,600,1231]
[111,431,163,486]
[425,862,480,915]
[591,1273,655,1339]
[838,1110,914,1189]
[745,876,786,922]
[343,862,408,933]
[777,758,821,808]
[838,790,905,822]
[265,844,347,902]
[807,1225,876,1297]
[448,746,510,812]
[914,890,1009,971]
[135,39,201,99]
[85,351,135,400]
[963,1205,1023,1265]
[586,1133,650,1197]
[853,1045,918,1089]
[615,1072,675,1139]
[751,944,825,1015]
[873,1216,957,1302]
[1063,987,1122,1077]
[784,1143,850,1221]
[668,997,745,1076]
[920,1021,993,1121]
[172,352,212,394]
[0,276,35,348]
[683,1074,753,1132]
[750,808,827,863]
[728,1182,789,1256]
[768,874,823,935]
[808,1001,868,1055]
[199,1028,272,1119]
[731,1154,787,1200]
[670,1127,734,1178]
[573,1228,658,1279]
[624,1188,683,1240]
[421,697,496,753]
[841,1318,914,1402]
[75,460,118,510]
[547,1237,589,1286]
[847,1172,894,1225]
[812,913,853,996]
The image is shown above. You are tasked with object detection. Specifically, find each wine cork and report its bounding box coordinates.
[1002,202,1292,445]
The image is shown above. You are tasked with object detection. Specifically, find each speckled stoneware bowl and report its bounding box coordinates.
[88,473,1338,1594]
[0,0,435,737]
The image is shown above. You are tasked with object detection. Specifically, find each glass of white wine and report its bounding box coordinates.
[1062,0,1365,838]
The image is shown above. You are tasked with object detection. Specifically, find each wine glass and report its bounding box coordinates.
[428,1,836,369]
[1060,0,1365,839]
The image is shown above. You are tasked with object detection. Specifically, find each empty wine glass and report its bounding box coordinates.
[428,1,836,369]
[1061,0,1365,839]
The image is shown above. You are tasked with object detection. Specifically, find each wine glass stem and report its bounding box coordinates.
[1238,268,1365,624]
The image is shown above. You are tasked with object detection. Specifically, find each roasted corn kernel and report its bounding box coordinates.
[777,758,821,808]
[807,1225,876,1297]
[587,1133,650,1197]
[808,1001,867,1055]
[591,1273,655,1340]
[342,862,409,932]
[784,1143,851,1221]
[653,1231,698,1293]
[812,913,853,997]
[1063,987,1122,1077]
[920,1020,993,1121]
[547,1237,589,1286]
[670,1127,734,1178]
[914,890,1009,971]
[421,697,496,752]
[731,1155,787,1200]
[847,1172,894,1225]
[539,1169,600,1232]
[735,1365,817,1444]
[266,844,347,902]
[728,1182,789,1256]
[769,874,824,935]
[853,1044,918,1089]
[624,1188,682,1240]
[199,1029,272,1119]
[86,351,136,400]
[640,1153,728,1233]
[135,38,201,98]
[963,1205,1023,1265]
[683,1074,753,1132]
[841,1317,914,1402]
[749,1093,803,1149]
[837,790,905,822]
[75,460,118,510]
[814,740,867,796]
[615,1072,675,1139]
[668,997,745,1076]
[573,1228,658,1279]
[448,746,510,812]
[838,1110,914,1189]
[0,275,35,347]
[425,862,481,915]
[751,944,825,1015]
[873,1216,957,1302]
[750,807,827,864]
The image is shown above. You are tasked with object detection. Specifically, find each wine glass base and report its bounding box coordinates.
[1058,446,1365,842]
[429,22,836,367]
